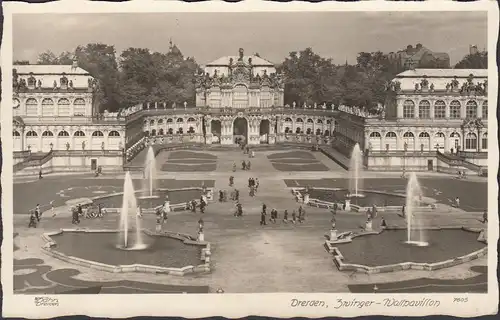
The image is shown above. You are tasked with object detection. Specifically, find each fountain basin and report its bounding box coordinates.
[42,229,211,275]
[294,187,433,212]
[325,227,487,273]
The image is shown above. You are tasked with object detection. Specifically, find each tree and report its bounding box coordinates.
[281,48,339,105]
[36,50,74,65]
[13,60,30,65]
[74,43,121,112]
[455,51,487,69]
[118,43,199,107]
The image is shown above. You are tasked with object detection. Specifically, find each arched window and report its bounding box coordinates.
[158,128,164,135]
[92,131,104,137]
[306,128,312,134]
[369,132,382,151]
[58,98,71,117]
[465,132,477,150]
[296,127,301,134]
[74,131,85,137]
[158,119,164,125]
[176,118,184,123]
[403,100,415,118]
[307,118,313,123]
[316,119,323,124]
[482,132,487,150]
[42,131,54,137]
[285,127,290,133]
[316,129,322,135]
[418,132,430,151]
[143,119,148,125]
[324,130,330,136]
[58,131,70,136]
[168,128,173,134]
[188,126,195,133]
[167,118,173,123]
[385,132,397,150]
[151,129,156,136]
[26,98,38,117]
[73,98,86,116]
[178,127,184,134]
[466,100,478,119]
[26,130,38,137]
[187,117,196,122]
[108,131,120,137]
[434,100,446,119]
[418,100,430,118]
[326,120,331,125]
[482,101,487,119]
[434,132,445,150]
[13,130,21,137]
[42,98,55,117]
[284,118,292,122]
[403,132,415,150]
[296,118,303,123]
[150,120,155,126]
[449,100,461,119]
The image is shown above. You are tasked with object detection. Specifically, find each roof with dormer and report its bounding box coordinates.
[206,55,275,67]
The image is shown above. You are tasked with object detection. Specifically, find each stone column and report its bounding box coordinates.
[445,101,450,119]
[430,100,435,119]
[477,100,483,119]
[396,99,403,119]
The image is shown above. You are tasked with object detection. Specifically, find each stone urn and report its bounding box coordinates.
[198,232,205,242]
[303,193,310,204]
[345,199,351,211]
[365,220,373,231]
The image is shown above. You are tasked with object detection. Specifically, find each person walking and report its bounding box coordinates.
[455,196,460,208]
[482,210,488,223]
[283,209,289,223]
[291,210,297,224]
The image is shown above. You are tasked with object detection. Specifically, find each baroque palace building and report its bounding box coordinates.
[334,69,488,172]
[11,49,488,175]
[12,61,126,173]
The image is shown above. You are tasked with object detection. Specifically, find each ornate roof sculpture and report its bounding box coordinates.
[13,63,96,93]
[196,48,284,90]
[386,69,487,96]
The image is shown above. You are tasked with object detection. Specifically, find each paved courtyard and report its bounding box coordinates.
[13,148,488,294]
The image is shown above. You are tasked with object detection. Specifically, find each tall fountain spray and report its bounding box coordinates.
[143,146,157,197]
[118,171,146,250]
[348,143,364,197]
[405,172,428,246]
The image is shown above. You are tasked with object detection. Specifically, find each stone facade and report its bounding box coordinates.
[12,62,126,172]
[332,69,488,171]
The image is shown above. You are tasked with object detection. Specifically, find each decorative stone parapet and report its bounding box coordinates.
[324,226,487,274]
[42,228,211,275]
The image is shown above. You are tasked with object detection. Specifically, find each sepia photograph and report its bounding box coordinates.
[1,1,498,318]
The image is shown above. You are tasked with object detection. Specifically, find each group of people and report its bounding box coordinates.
[456,170,467,180]
[259,204,307,226]
[248,177,259,197]
[28,204,42,228]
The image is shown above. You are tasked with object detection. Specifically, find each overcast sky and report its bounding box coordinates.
[13,11,487,65]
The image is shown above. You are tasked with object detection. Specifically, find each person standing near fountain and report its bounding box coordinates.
[136,205,143,218]
[455,196,460,208]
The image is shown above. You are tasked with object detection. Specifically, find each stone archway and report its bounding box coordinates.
[211,120,222,144]
[233,117,248,145]
[259,119,270,144]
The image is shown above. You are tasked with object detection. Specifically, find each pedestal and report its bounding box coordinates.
[198,232,205,242]
[156,223,162,232]
[345,199,351,211]
[303,194,310,204]
[365,220,373,231]
[330,229,338,241]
